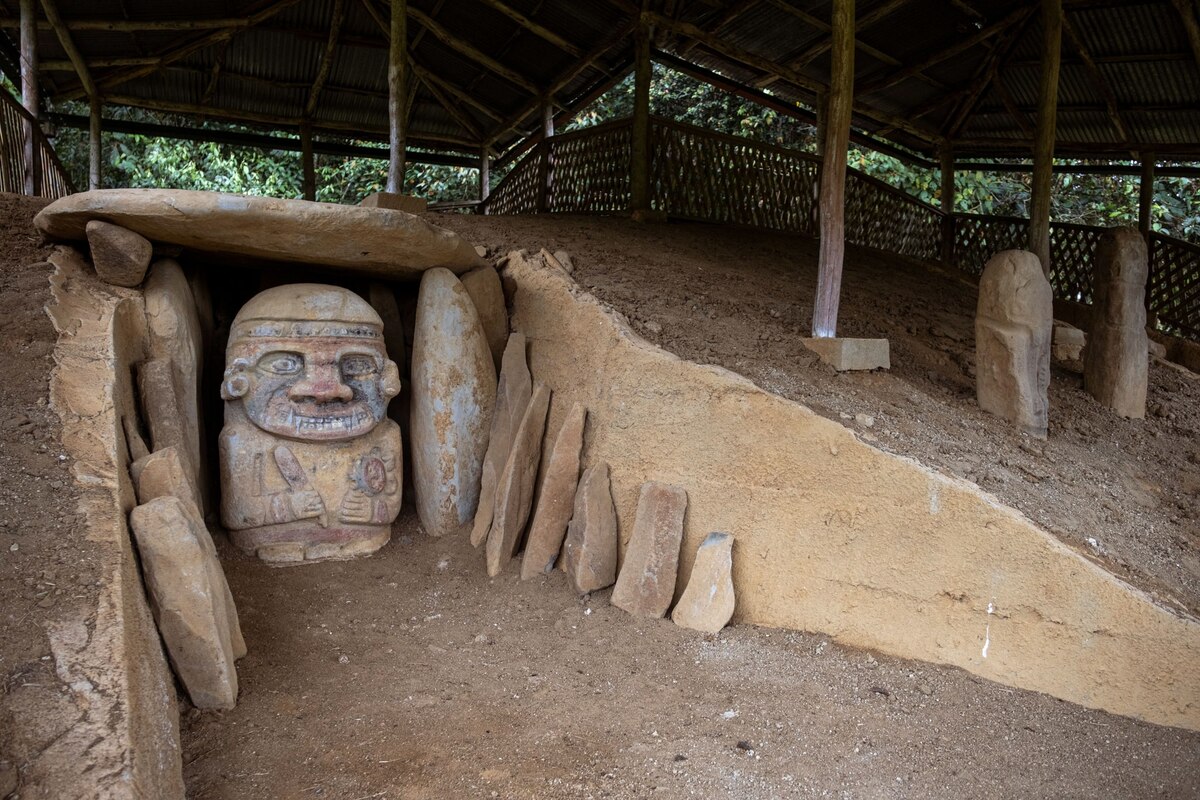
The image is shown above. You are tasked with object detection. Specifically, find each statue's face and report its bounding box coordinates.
[223,334,400,441]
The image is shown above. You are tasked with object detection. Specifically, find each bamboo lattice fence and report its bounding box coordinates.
[0,88,73,199]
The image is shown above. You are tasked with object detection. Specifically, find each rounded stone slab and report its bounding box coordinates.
[410,268,497,537]
[35,189,485,277]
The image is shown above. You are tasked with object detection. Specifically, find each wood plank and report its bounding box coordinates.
[388,0,407,193]
[1029,0,1062,276]
[19,0,37,195]
[305,0,347,118]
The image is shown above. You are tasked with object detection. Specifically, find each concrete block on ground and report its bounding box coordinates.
[802,337,891,371]
[359,191,428,213]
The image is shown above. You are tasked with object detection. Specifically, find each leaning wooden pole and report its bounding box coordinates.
[1138,153,1155,241]
[630,14,652,214]
[19,0,38,196]
[811,0,854,338]
[479,146,490,206]
[301,122,316,201]
[386,0,407,194]
[1029,0,1061,277]
[88,94,101,190]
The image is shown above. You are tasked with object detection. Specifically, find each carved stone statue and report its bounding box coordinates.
[219,284,403,564]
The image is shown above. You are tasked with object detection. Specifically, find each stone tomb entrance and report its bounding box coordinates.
[32,191,1200,799]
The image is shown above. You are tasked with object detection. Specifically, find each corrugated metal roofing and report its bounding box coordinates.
[0,0,1196,160]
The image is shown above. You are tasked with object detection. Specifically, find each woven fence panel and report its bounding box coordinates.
[952,214,1028,277]
[547,122,631,213]
[844,173,942,261]
[1149,234,1200,340]
[0,88,72,198]
[1048,223,1105,303]
[651,120,820,234]
[484,148,541,216]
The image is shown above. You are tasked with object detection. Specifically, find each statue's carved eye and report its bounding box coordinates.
[259,352,304,375]
[341,354,378,378]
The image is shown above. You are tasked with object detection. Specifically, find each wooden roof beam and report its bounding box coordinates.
[943,12,1032,138]
[769,0,913,75]
[857,4,1032,96]
[37,0,96,99]
[679,0,763,58]
[473,0,582,58]
[1168,0,1200,70]
[0,17,268,32]
[304,0,347,118]
[1062,13,1129,144]
[405,4,539,94]
[992,74,1033,137]
[200,40,229,106]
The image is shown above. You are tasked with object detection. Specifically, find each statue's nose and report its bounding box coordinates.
[288,364,353,403]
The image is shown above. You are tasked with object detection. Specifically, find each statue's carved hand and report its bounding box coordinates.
[292,488,326,518]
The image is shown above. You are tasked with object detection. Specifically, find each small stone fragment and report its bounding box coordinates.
[122,414,150,463]
[521,402,586,579]
[561,461,618,594]
[131,446,200,509]
[471,333,532,547]
[1052,321,1086,366]
[1084,227,1148,418]
[129,496,239,709]
[86,219,152,287]
[671,532,736,634]
[460,265,508,371]
[485,384,551,576]
[975,250,1053,437]
[611,481,688,617]
[552,250,575,274]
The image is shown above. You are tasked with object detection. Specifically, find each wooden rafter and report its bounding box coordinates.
[0,16,275,31]
[1062,13,1128,143]
[60,0,305,102]
[38,0,95,99]
[679,0,762,58]
[992,73,1033,137]
[405,4,539,94]
[762,0,930,78]
[1168,0,1200,69]
[774,0,913,72]
[857,4,1031,96]
[943,12,1032,139]
[201,40,228,106]
[414,63,505,123]
[474,0,582,58]
[304,0,346,118]
[646,10,941,143]
[416,70,484,140]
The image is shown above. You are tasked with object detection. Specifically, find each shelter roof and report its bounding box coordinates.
[2,0,1197,161]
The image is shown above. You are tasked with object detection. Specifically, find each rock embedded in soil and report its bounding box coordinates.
[1084,227,1148,419]
[671,532,736,634]
[35,188,484,276]
[129,496,241,709]
[410,268,497,537]
[561,461,618,593]
[85,219,152,287]
[522,402,587,579]
[975,250,1053,438]
[460,265,508,371]
[611,481,688,617]
[471,333,532,547]
[486,383,551,576]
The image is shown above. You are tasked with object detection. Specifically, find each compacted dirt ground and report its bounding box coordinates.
[1,196,1198,798]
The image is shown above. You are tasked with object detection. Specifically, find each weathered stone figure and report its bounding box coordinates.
[219,284,403,563]
[975,250,1053,438]
[1084,227,1148,418]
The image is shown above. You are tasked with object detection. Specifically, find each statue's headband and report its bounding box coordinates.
[231,319,383,341]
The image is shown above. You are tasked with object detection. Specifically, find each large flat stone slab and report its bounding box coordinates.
[521,401,586,579]
[561,461,618,594]
[485,383,551,576]
[611,481,688,618]
[672,532,736,633]
[35,189,484,278]
[410,268,497,537]
[471,333,532,547]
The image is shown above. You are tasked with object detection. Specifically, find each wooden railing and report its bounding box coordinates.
[0,87,73,198]
[484,116,1197,341]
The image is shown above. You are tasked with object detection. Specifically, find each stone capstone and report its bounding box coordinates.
[1084,227,1149,419]
[485,383,551,576]
[129,496,241,709]
[561,461,618,594]
[35,189,484,277]
[611,482,688,617]
[85,219,152,287]
[975,250,1053,437]
[460,265,508,371]
[521,402,587,579]
[410,268,497,537]
[671,532,736,634]
[471,333,532,547]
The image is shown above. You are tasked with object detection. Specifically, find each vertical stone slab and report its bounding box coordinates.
[129,496,239,710]
[1084,227,1149,418]
[671,532,736,634]
[460,265,508,372]
[975,250,1053,437]
[137,358,195,479]
[485,383,551,576]
[471,333,532,546]
[410,268,497,536]
[561,461,618,594]
[144,259,205,497]
[521,402,587,579]
[367,281,408,387]
[611,482,688,618]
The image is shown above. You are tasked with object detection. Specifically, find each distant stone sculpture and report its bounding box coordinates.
[219,284,403,564]
[1084,228,1148,418]
[975,250,1053,437]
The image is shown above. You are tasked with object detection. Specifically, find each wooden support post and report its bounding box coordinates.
[301,122,316,201]
[940,145,955,264]
[630,14,652,213]
[541,97,555,139]
[1028,0,1061,277]
[1138,153,1155,241]
[811,0,854,338]
[386,0,407,194]
[479,147,490,209]
[20,0,38,196]
[815,89,828,156]
[88,94,101,190]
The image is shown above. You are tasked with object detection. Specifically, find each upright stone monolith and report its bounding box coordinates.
[521,402,586,579]
[561,461,618,594]
[611,481,688,617]
[485,383,551,576]
[975,250,1053,437]
[671,532,736,634]
[471,334,532,547]
[1084,227,1148,418]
